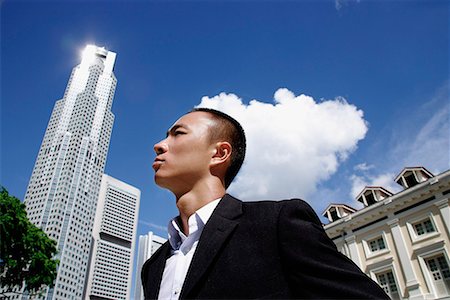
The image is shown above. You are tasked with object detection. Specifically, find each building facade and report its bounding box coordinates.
[84,174,140,300]
[23,45,117,299]
[323,167,450,299]
[134,231,167,300]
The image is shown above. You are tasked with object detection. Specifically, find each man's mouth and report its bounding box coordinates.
[152,159,164,171]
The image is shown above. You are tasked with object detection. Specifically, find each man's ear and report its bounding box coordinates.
[211,142,232,167]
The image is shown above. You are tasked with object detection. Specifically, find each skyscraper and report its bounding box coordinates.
[85,174,140,300]
[23,45,117,299]
[134,231,167,300]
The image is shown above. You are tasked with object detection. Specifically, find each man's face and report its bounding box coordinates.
[153,111,217,194]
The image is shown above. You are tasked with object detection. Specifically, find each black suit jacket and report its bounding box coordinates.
[142,194,389,299]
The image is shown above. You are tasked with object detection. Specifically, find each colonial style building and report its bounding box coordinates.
[323,167,450,299]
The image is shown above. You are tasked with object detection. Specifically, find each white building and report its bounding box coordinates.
[134,231,167,300]
[23,45,117,299]
[323,167,450,299]
[84,174,140,300]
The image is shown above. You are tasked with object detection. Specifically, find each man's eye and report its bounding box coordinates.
[174,131,185,135]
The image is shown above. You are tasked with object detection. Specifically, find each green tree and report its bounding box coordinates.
[0,187,59,297]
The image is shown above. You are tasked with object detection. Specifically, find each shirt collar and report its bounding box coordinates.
[168,198,221,251]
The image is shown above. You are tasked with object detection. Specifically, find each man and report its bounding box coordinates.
[142,108,388,299]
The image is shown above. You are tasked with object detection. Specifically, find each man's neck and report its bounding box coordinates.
[175,183,225,235]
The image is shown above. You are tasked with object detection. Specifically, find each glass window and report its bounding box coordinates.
[413,219,435,236]
[404,173,418,188]
[330,209,339,221]
[376,270,399,300]
[426,255,450,297]
[368,237,386,252]
[365,192,377,206]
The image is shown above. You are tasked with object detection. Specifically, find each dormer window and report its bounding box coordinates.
[330,209,339,221]
[405,172,419,188]
[365,192,377,206]
[395,167,434,189]
[356,187,393,207]
[322,204,356,223]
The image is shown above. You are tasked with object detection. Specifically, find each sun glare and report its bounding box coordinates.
[80,44,97,66]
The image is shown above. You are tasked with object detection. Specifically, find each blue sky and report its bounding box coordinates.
[2,0,449,239]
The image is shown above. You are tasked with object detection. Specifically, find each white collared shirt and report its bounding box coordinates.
[158,198,221,300]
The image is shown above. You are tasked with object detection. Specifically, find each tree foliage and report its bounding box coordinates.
[0,187,59,296]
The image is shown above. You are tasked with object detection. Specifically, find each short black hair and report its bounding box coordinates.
[190,107,246,188]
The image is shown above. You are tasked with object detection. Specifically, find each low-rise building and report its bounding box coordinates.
[323,167,450,299]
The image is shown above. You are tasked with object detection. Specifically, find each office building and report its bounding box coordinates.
[84,174,140,300]
[323,167,450,299]
[23,45,117,299]
[134,231,167,300]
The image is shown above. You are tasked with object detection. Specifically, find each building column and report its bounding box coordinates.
[434,198,450,236]
[388,218,423,300]
[344,235,362,269]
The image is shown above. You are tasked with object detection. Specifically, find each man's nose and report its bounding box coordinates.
[154,140,168,155]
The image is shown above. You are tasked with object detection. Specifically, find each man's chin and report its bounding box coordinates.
[154,175,184,197]
[154,174,164,186]
[154,174,171,189]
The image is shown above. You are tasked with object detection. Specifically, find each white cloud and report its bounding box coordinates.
[196,88,368,201]
[398,104,449,173]
[335,0,361,11]
[354,162,374,172]
[335,0,343,11]
[349,174,368,201]
[388,82,449,175]
[139,220,167,234]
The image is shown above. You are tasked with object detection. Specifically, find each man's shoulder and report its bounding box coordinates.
[225,194,314,214]
[237,196,311,210]
[226,195,320,225]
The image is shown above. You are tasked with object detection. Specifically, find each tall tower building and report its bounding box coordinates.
[134,231,167,300]
[85,174,140,300]
[23,45,117,299]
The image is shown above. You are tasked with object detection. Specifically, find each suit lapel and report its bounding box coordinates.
[180,194,243,298]
[143,242,171,299]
